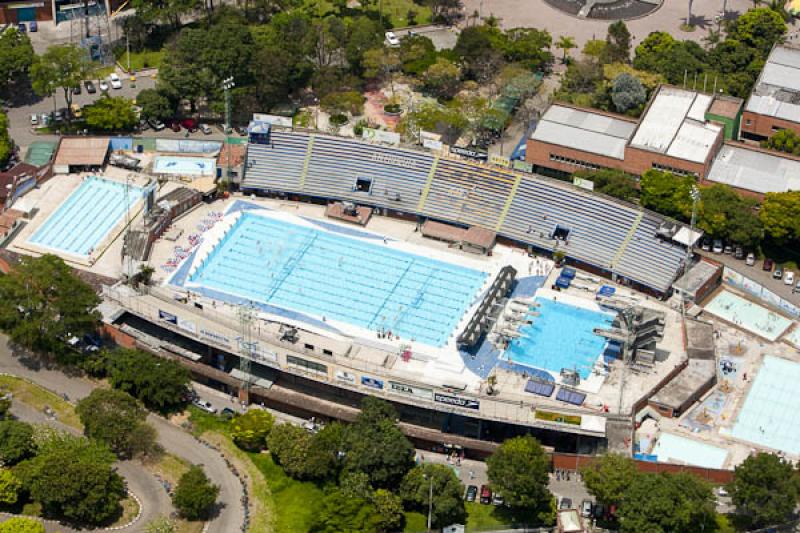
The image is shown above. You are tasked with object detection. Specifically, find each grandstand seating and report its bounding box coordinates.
[241,131,686,294]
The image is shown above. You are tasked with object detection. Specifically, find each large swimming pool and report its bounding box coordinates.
[504,297,614,379]
[28,176,142,257]
[153,156,216,176]
[186,212,488,346]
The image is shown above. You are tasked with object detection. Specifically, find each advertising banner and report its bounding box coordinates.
[361,376,384,389]
[362,128,401,146]
[159,310,177,324]
[389,381,433,400]
[434,393,480,410]
[572,177,594,191]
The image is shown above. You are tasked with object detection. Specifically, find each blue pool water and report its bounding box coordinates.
[153,156,215,176]
[187,212,488,346]
[504,298,614,379]
[29,176,142,257]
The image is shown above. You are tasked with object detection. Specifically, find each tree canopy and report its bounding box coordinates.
[573,168,639,201]
[581,453,638,509]
[15,433,125,525]
[30,45,92,122]
[486,435,552,520]
[0,420,35,466]
[84,96,139,131]
[231,409,274,451]
[309,489,383,533]
[611,72,646,113]
[400,464,466,528]
[172,465,219,520]
[136,88,174,122]
[0,28,34,91]
[729,452,800,529]
[76,388,156,459]
[0,517,45,533]
[0,468,21,505]
[639,169,694,220]
[106,349,190,413]
[0,255,99,358]
[759,191,800,243]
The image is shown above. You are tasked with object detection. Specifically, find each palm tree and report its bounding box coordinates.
[703,28,721,49]
[556,35,577,63]
[687,0,694,26]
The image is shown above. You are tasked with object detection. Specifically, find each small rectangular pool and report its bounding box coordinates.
[185,211,488,347]
[153,156,216,176]
[503,296,614,379]
[652,432,728,469]
[704,290,791,341]
[28,176,142,257]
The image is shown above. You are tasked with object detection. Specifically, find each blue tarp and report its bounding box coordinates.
[633,453,659,462]
[525,379,555,397]
[597,285,616,297]
[556,388,586,406]
[555,276,571,289]
[561,267,576,279]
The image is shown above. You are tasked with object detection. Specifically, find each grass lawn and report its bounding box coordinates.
[0,375,82,429]
[108,494,140,529]
[465,501,513,530]
[115,49,165,71]
[376,0,431,27]
[403,511,427,532]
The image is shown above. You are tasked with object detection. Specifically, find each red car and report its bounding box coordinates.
[168,120,181,133]
[762,258,774,271]
[180,118,198,132]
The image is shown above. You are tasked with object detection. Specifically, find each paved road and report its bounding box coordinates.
[0,336,245,533]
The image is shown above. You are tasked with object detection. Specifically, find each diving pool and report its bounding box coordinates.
[729,355,800,455]
[652,432,728,469]
[185,212,488,347]
[704,290,791,341]
[504,296,614,379]
[153,156,216,176]
[28,176,142,257]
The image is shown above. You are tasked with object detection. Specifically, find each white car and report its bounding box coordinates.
[30,113,38,126]
[192,399,217,413]
[785,271,795,286]
[109,73,122,89]
[99,80,109,92]
[385,31,400,47]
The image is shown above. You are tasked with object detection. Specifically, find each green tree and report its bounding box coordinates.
[343,17,383,75]
[0,28,34,90]
[30,45,91,123]
[131,0,198,27]
[398,35,437,75]
[697,184,763,247]
[0,420,35,465]
[0,113,13,167]
[610,72,646,113]
[267,423,315,479]
[230,409,274,451]
[486,435,552,521]
[605,21,631,63]
[305,421,346,481]
[423,57,462,100]
[618,472,717,532]
[581,453,638,508]
[362,47,401,96]
[729,452,800,529]
[762,128,800,155]
[639,169,694,220]
[76,388,155,459]
[136,88,174,122]
[400,464,466,528]
[84,96,138,132]
[759,191,800,242]
[574,169,639,201]
[0,468,21,505]
[502,27,553,69]
[727,7,787,56]
[15,433,125,525]
[454,25,505,82]
[0,395,9,420]
[556,35,577,63]
[342,397,415,489]
[319,91,366,116]
[371,489,404,532]
[0,517,45,533]
[0,255,99,358]
[309,489,384,532]
[340,471,373,499]
[172,465,219,521]
[107,349,190,413]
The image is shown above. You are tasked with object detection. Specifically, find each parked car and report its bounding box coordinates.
[168,120,181,132]
[30,113,38,126]
[773,264,784,280]
[712,239,724,253]
[734,247,745,260]
[29,21,37,32]
[716,487,729,498]
[492,493,505,506]
[39,113,50,126]
[53,109,63,122]
[479,485,492,505]
[464,485,478,502]
[220,407,237,420]
[593,503,606,520]
[385,31,400,46]
[109,72,122,89]
[794,280,800,294]
[746,252,756,266]
[70,103,82,119]
[72,84,81,95]
[192,399,216,413]
[581,500,593,517]
[234,125,248,136]
[701,238,711,252]
[200,123,212,135]
[763,258,774,271]
[724,244,733,254]
[559,497,573,510]
[99,80,109,92]
[148,119,166,131]
[181,118,198,132]
[785,271,795,286]
[84,80,97,93]
[17,22,26,33]
[138,119,150,131]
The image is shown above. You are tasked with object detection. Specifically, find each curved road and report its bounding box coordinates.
[0,336,245,533]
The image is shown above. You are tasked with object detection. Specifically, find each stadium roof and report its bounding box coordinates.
[53,137,110,168]
[706,144,800,194]
[530,104,636,160]
[630,87,721,163]
[745,45,800,123]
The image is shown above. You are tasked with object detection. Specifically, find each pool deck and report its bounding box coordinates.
[703,288,793,342]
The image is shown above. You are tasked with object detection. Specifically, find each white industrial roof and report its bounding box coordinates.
[706,144,800,194]
[630,87,720,163]
[745,45,800,122]
[530,105,636,160]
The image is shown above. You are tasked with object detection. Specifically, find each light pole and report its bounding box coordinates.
[682,185,700,318]
[424,473,434,532]
[222,77,235,134]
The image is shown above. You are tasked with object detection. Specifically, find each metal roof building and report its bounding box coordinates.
[706,143,800,196]
[742,45,800,140]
